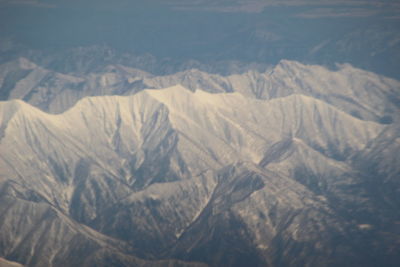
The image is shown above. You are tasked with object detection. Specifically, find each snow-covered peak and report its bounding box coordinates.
[0,79,397,267]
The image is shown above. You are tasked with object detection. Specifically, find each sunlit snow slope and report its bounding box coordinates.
[0,83,399,267]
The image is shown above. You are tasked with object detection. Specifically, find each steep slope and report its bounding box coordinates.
[2,86,382,195]
[351,126,400,219]
[166,163,354,267]
[0,183,207,267]
[1,85,397,266]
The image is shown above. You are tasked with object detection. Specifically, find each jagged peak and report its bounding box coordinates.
[1,85,381,132]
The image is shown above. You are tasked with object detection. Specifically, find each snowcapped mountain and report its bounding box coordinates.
[0,83,399,266]
[1,58,399,126]
[1,1,400,265]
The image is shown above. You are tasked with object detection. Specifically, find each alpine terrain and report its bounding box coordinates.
[0,58,399,266]
[0,0,400,266]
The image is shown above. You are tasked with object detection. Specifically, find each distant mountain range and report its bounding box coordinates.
[0,55,399,266]
[1,0,400,79]
[1,1,399,265]
[1,56,399,123]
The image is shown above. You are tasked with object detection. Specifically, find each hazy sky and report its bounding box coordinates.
[1,0,399,77]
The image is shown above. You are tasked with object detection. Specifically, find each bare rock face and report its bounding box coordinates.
[0,61,399,267]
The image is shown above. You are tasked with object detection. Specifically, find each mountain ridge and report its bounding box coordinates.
[1,83,398,266]
[1,57,399,125]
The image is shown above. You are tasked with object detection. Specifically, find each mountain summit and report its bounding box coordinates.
[0,84,399,266]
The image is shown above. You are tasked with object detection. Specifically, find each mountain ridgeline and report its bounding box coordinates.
[0,58,399,267]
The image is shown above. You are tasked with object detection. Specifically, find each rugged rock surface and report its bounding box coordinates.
[0,83,399,266]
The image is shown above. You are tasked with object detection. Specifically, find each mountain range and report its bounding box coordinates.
[0,56,399,266]
[1,1,400,266]
[1,57,399,123]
